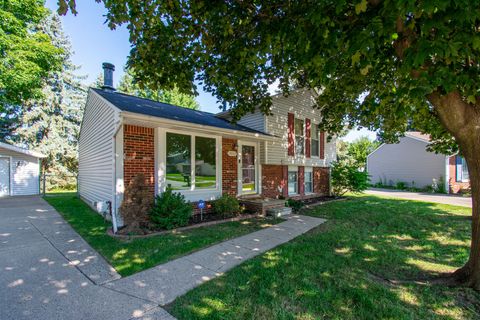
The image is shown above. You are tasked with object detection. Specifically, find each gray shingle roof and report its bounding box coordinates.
[92,88,270,136]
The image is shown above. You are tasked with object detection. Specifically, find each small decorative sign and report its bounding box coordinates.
[227,150,237,157]
[197,200,206,209]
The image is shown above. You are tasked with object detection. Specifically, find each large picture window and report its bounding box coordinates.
[294,118,305,155]
[166,133,191,190]
[195,136,217,189]
[311,125,319,157]
[166,132,217,190]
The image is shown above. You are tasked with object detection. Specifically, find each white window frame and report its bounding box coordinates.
[288,165,298,195]
[160,128,222,201]
[304,167,313,194]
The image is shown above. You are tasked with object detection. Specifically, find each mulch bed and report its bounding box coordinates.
[109,213,265,239]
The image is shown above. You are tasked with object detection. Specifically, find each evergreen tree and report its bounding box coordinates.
[13,13,86,189]
[118,69,199,109]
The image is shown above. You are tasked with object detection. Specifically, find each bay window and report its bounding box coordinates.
[294,118,305,155]
[166,132,217,190]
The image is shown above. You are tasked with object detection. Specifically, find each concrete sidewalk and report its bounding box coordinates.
[366,188,472,208]
[103,214,326,306]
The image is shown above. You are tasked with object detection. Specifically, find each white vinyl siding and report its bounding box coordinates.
[0,147,40,196]
[367,136,446,188]
[237,112,266,132]
[78,90,118,206]
[264,89,336,166]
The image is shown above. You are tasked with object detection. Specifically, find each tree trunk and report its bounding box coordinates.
[428,91,480,290]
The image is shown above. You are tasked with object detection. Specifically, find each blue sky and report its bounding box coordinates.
[45,0,375,142]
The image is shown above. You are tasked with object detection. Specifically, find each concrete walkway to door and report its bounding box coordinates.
[103,214,326,306]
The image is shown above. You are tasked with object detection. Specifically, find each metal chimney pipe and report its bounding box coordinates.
[102,62,115,91]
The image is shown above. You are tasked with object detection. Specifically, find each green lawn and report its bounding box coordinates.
[169,195,480,320]
[45,194,282,277]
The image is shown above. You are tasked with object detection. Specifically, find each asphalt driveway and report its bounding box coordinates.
[0,196,172,320]
[366,188,472,208]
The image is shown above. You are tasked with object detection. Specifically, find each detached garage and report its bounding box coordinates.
[0,142,45,197]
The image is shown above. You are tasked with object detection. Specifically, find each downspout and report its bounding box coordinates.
[111,116,123,233]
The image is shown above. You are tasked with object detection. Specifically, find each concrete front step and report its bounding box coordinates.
[266,206,292,217]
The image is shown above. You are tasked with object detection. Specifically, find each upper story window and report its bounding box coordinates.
[456,156,469,182]
[311,124,319,157]
[294,118,305,155]
[166,132,217,190]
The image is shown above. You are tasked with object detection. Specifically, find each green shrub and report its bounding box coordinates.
[150,187,193,230]
[395,181,407,190]
[285,198,304,212]
[331,161,369,196]
[213,194,240,217]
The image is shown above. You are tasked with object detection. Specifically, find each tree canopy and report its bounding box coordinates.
[58,0,480,289]
[0,0,63,139]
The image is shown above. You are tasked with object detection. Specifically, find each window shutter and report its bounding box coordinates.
[320,131,325,159]
[305,119,311,158]
[298,166,305,195]
[288,113,294,156]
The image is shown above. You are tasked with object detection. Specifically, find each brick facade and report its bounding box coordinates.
[222,138,238,196]
[261,164,330,199]
[261,165,285,198]
[448,156,470,194]
[123,125,155,196]
[313,167,330,195]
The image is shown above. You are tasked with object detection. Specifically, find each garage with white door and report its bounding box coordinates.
[0,142,45,197]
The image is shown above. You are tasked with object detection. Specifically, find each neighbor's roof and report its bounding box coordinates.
[0,141,46,158]
[405,131,431,142]
[92,88,271,136]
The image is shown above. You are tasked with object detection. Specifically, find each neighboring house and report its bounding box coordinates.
[0,141,45,197]
[366,131,470,194]
[78,64,336,231]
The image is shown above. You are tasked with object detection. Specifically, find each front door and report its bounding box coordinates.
[239,143,257,194]
[0,157,10,197]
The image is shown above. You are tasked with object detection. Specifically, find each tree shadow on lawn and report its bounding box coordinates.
[169,195,480,320]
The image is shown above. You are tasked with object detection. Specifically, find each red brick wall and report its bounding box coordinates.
[261,165,285,198]
[123,125,155,196]
[298,166,305,195]
[222,138,238,196]
[313,167,330,195]
[448,156,470,194]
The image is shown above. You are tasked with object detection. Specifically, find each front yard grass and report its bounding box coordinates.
[45,193,282,277]
[169,194,480,320]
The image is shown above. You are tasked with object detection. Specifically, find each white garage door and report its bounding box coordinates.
[0,157,10,197]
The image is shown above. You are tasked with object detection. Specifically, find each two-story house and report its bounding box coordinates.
[78,64,336,231]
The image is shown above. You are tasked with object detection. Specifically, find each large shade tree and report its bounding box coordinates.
[0,0,63,140]
[59,1,480,288]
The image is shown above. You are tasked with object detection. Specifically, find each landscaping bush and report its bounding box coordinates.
[213,194,240,217]
[118,174,154,234]
[331,161,369,196]
[285,198,304,212]
[395,181,407,190]
[150,187,193,230]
